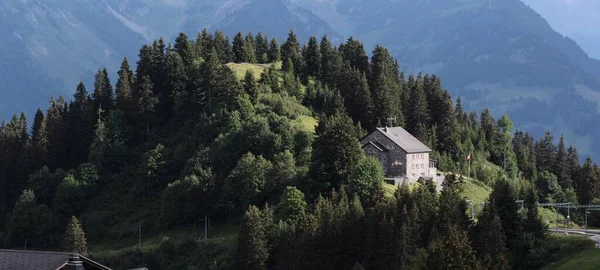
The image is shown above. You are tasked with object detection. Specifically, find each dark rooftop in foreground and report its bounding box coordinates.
[0,249,111,270]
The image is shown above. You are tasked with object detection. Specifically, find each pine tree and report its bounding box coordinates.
[232,32,247,63]
[369,45,404,127]
[471,203,510,270]
[319,36,343,88]
[243,70,260,103]
[425,225,479,270]
[68,81,95,168]
[555,135,570,188]
[236,205,269,270]
[338,62,373,127]
[281,30,302,74]
[46,96,68,170]
[245,32,257,63]
[116,57,135,113]
[489,180,523,262]
[536,131,556,173]
[407,74,430,141]
[196,28,213,59]
[213,30,233,63]
[138,75,158,135]
[268,38,281,63]
[62,216,88,255]
[92,68,114,116]
[254,32,269,63]
[88,116,107,168]
[309,111,365,193]
[339,37,370,75]
[174,32,194,69]
[303,36,321,79]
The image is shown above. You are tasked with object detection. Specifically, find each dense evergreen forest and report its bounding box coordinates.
[1,29,600,269]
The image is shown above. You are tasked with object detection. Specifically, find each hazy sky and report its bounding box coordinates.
[521,0,600,36]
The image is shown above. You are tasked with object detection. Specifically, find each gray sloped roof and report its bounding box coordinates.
[0,249,111,270]
[0,249,70,270]
[376,127,431,153]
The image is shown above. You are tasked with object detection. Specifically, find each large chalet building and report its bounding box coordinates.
[360,126,437,182]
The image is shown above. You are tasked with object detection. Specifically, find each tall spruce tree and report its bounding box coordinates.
[233,32,247,63]
[92,68,114,116]
[407,74,430,141]
[268,38,281,63]
[236,205,269,270]
[245,32,257,64]
[471,203,510,270]
[310,111,365,193]
[68,82,95,168]
[369,45,404,127]
[254,32,269,63]
[555,135,570,188]
[62,216,88,255]
[281,30,302,75]
[338,62,373,127]
[116,57,135,112]
[138,75,158,135]
[303,36,321,79]
[339,37,370,75]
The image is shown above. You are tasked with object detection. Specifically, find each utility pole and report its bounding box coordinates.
[204,213,208,240]
[138,223,141,249]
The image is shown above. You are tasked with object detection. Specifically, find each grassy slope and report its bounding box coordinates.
[542,234,600,270]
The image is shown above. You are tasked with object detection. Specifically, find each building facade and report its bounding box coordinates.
[360,126,436,180]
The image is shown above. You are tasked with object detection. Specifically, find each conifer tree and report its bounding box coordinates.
[319,36,343,88]
[426,225,479,270]
[46,96,68,170]
[196,28,213,59]
[254,32,269,63]
[536,131,556,173]
[281,30,302,74]
[309,111,365,193]
[268,38,281,63]
[236,205,269,270]
[407,74,430,141]
[339,37,370,75]
[243,70,260,103]
[369,45,404,127]
[174,32,194,69]
[338,62,373,127]
[68,82,95,168]
[555,135,570,187]
[116,57,135,113]
[88,116,107,168]
[92,68,114,116]
[575,157,599,204]
[212,30,233,63]
[62,216,88,255]
[303,36,321,79]
[233,32,247,63]
[245,32,257,63]
[138,75,158,135]
[489,180,523,261]
[471,203,510,270]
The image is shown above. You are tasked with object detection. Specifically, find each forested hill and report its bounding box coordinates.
[1,30,599,269]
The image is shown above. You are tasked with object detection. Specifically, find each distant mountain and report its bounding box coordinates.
[521,0,600,60]
[2,0,600,159]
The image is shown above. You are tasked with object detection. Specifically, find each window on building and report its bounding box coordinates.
[412,155,415,160]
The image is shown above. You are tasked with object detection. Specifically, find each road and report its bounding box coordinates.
[550,228,600,245]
